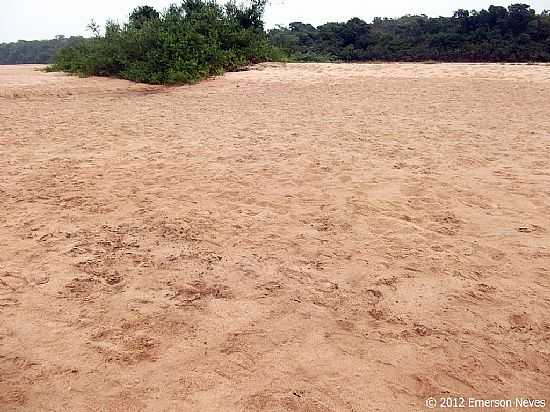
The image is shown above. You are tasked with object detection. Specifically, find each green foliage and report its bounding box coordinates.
[50,0,281,84]
[129,6,160,29]
[269,3,550,62]
[0,36,84,64]
[8,2,548,73]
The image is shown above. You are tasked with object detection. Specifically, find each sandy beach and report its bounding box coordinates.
[1,63,549,411]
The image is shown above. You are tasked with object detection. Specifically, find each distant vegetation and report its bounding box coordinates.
[0,36,83,65]
[48,0,281,84]
[1,2,549,82]
[269,4,550,62]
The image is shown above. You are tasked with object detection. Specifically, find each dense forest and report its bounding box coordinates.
[1,2,549,81]
[269,4,550,62]
[0,36,83,65]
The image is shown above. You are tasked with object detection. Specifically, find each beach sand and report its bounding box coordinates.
[1,63,549,411]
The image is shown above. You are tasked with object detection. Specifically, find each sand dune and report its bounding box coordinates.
[1,63,549,411]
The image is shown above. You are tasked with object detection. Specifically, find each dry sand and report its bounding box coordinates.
[1,63,549,411]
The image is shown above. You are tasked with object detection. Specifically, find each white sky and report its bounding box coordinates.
[1,0,550,43]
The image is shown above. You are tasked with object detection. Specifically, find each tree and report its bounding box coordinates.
[508,4,535,34]
[129,6,160,29]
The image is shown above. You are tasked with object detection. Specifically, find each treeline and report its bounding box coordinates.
[2,2,549,81]
[50,0,281,84]
[0,36,83,65]
[269,4,550,62]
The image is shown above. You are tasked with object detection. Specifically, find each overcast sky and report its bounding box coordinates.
[1,0,550,43]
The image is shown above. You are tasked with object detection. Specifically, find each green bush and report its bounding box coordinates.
[50,0,283,84]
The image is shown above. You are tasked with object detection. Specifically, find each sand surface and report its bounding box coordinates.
[1,63,549,411]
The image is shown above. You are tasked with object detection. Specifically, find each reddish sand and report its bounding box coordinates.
[1,63,549,411]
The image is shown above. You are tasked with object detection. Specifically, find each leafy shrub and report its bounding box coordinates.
[50,0,283,84]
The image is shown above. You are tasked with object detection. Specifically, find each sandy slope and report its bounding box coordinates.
[1,63,549,411]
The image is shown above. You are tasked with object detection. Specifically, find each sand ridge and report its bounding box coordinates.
[1,63,549,411]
